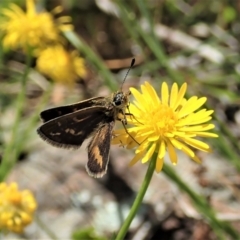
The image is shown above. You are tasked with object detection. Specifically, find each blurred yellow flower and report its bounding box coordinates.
[0,0,72,51]
[113,82,218,172]
[0,182,37,233]
[36,45,86,85]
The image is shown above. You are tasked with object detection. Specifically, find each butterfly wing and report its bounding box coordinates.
[86,121,115,178]
[37,106,113,149]
[40,97,106,122]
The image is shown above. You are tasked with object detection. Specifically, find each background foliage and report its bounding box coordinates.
[0,0,240,239]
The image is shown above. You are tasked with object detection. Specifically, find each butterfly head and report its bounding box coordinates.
[112,91,131,109]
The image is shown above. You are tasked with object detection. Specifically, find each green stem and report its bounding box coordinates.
[115,153,157,240]
[0,48,32,181]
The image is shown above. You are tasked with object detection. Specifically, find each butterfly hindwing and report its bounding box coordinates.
[86,121,115,178]
[37,106,111,149]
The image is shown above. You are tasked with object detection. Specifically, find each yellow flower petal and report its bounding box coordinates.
[129,151,146,166]
[173,82,187,110]
[167,140,178,164]
[170,83,178,108]
[183,137,210,152]
[112,81,217,172]
[136,140,149,154]
[145,81,161,105]
[0,182,37,233]
[178,124,215,132]
[192,132,218,138]
[36,45,86,86]
[178,97,207,118]
[161,82,169,104]
[0,0,72,51]
[142,143,156,163]
[158,141,166,159]
[155,155,164,172]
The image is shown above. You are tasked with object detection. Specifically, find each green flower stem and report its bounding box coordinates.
[0,48,32,181]
[63,31,117,91]
[163,164,240,240]
[115,152,157,240]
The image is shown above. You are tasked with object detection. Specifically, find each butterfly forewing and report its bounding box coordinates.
[40,97,106,122]
[37,106,113,149]
[86,121,115,178]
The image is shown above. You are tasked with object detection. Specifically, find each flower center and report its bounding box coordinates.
[148,104,177,137]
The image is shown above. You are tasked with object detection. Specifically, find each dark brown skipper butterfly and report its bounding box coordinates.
[37,59,135,178]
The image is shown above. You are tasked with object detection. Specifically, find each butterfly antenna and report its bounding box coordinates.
[121,58,135,90]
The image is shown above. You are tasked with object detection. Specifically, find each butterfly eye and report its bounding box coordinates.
[113,92,124,106]
[114,100,122,106]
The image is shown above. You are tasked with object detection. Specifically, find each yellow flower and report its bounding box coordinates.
[113,82,218,172]
[36,45,86,85]
[0,182,37,233]
[0,0,72,51]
